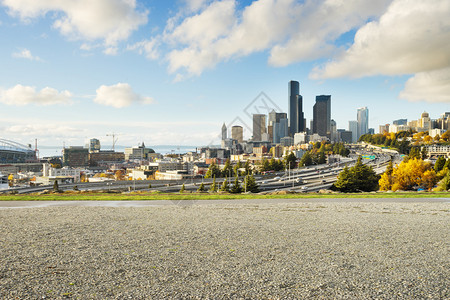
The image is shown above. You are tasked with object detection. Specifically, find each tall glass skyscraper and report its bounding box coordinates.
[312,95,331,137]
[357,107,369,140]
[288,80,305,136]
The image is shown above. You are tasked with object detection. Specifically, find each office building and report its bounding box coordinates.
[349,121,358,143]
[313,95,331,137]
[269,110,288,144]
[88,138,101,153]
[357,107,369,140]
[330,119,337,142]
[231,125,243,143]
[62,146,89,167]
[124,143,155,160]
[221,123,227,140]
[393,119,407,126]
[253,114,266,141]
[379,124,390,134]
[288,80,305,136]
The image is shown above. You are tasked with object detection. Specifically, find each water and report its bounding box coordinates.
[38,145,198,158]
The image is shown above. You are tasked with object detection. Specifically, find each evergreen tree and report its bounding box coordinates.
[408,147,421,160]
[53,180,60,192]
[230,175,242,193]
[205,161,221,178]
[444,159,450,171]
[179,184,185,193]
[222,159,232,177]
[318,151,326,164]
[209,176,217,192]
[197,182,205,192]
[435,157,446,173]
[244,160,252,175]
[421,147,428,160]
[284,152,297,169]
[333,157,379,192]
[243,174,259,193]
[220,179,229,192]
[438,171,450,191]
[299,151,313,167]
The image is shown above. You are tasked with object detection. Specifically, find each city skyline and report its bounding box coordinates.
[0,0,449,148]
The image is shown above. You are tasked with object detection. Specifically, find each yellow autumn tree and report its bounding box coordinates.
[388,158,437,191]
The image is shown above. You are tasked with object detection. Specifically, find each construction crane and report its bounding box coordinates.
[106,133,120,151]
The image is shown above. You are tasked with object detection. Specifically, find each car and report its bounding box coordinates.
[274,176,281,180]
[321,179,326,183]
[301,186,308,190]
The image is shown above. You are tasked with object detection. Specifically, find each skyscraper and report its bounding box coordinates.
[349,120,358,143]
[268,110,288,144]
[252,114,266,141]
[312,95,331,138]
[231,125,243,143]
[357,107,369,140]
[221,123,227,140]
[288,80,305,136]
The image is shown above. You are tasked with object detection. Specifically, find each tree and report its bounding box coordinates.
[205,161,221,178]
[230,175,242,193]
[379,160,394,191]
[244,160,252,175]
[179,184,185,193]
[209,176,217,192]
[197,182,206,192]
[53,180,60,192]
[222,159,233,177]
[243,174,259,193]
[318,151,326,164]
[437,171,450,191]
[333,157,379,192]
[390,158,437,191]
[421,147,428,159]
[220,179,229,192]
[435,157,446,173]
[408,147,421,160]
[284,152,297,169]
[443,159,450,171]
[299,151,313,167]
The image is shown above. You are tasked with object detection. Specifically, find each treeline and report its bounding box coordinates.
[204,159,252,178]
[359,132,411,154]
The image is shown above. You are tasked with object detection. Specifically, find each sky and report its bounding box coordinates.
[0,0,449,151]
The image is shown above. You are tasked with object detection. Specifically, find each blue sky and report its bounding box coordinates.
[0,0,449,150]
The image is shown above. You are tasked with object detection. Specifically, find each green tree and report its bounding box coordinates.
[284,152,297,169]
[299,151,313,167]
[409,147,421,160]
[437,171,450,191]
[222,159,233,177]
[421,147,428,160]
[243,174,259,193]
[179,184,186,193]
[244,160,252,175]
[197,182,206,192]
[230,175,242,193]
[333,157,379,192]
[209,176,217,192]
[443,159,450,171]
[318,151,326,164]
[435,157,446,173]
[220,179,229,192]
[205,161,221,178]
[53,180,60,192]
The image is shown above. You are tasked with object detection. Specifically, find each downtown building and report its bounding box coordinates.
[288,80,305,136]
[357,107,369,140]
[312,95,331,138]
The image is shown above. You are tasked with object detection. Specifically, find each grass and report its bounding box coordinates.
[0,191,449,201]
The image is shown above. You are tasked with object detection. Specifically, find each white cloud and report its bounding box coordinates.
[311,0,450,79]
[164,0,392,77]
[399,68,450,103]
[2,0,148,47]
[0,84,72,105]
[127,38,160,60]
[12,48,42,61]
[93,83,154,108]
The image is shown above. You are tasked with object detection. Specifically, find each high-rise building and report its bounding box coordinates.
[221,123,227,140]
[231,126,243,143]
[330,119,337,142]
[269,110,288,144]
[252,114,266,141]
[379,124,390,134]
[393,119,407,126]
[89,138,101,153]
[312,95,331,137]
[288,80,305,136]
[349,121,358,143]
[357,107,369,140]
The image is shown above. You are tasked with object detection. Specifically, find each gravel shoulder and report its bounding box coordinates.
[1,202,449,299]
